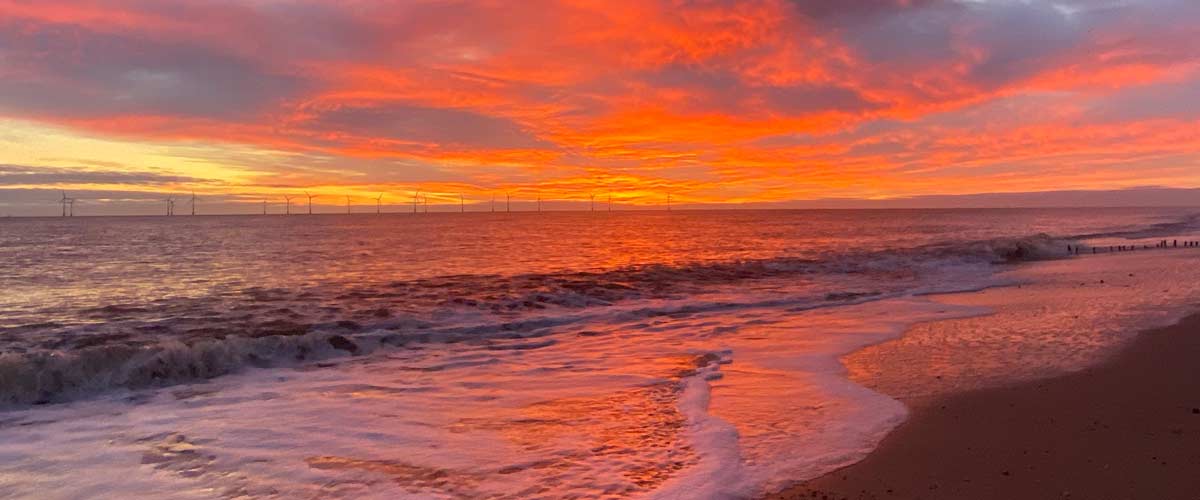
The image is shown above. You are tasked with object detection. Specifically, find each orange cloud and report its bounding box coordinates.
[0,0,1198,212]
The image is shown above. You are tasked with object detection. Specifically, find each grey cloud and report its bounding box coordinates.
[0,164,207,186]
[963,1,1080,87]
[0,20,310,121]
[826,0,1199,94]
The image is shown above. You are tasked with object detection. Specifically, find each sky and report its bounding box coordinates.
[1,0,1199,215]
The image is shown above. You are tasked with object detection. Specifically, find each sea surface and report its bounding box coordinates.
[2,208,1199,498]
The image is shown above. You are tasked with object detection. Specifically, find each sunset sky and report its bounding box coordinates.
[1,0,1199,214]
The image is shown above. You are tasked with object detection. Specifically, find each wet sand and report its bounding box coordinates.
[768,313,1200,500]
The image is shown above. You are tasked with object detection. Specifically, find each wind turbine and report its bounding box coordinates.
[67,196,76,216]
[412,190,420,214]
[262,199,268,215]
[590,193,596,212]
[423,195,428,213]
[59,191,70,217]
[305,191,316,215]
[608,193,612,212]
[491,194,496,213]
[506,192,511,213]
[283,194,293,215]
[667,193,671,212]
[460,194,465,213]
[165,197,175,216]
[345,195,351,214]
[537,195,542,213]
[190,191,197,216]
[375,193,384,215]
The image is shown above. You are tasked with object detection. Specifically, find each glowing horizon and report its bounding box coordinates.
[2,0,1199,214]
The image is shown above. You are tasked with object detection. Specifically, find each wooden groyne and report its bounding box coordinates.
[1068,240,1200,255]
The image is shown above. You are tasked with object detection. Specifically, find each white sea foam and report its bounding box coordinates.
[2,210,1200,499]
[0,292,994,499]
[853,248,1200,399]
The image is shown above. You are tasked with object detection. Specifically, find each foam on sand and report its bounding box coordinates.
[2,212,1199,498]
[0,295,987,499]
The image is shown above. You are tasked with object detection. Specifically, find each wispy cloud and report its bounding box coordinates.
[0,0,1197,214]
[0,164,208,187]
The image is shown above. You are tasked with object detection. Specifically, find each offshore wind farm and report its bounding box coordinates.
[2,1,1200,499]
[41,190,680,216]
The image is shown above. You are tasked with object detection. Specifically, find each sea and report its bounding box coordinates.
[1,208,1199,499]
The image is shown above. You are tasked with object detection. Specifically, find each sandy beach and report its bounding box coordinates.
[769,313,1200,500]
[5,1,1200,497]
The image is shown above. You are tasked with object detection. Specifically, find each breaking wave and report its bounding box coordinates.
[0,231,1099,406]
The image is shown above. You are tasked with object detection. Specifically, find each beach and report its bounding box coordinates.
[2,210,1199,498]
[5,2,1200,497]
[770,312,1200,500]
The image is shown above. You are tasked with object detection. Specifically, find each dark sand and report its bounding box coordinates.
[769,314,1200,500]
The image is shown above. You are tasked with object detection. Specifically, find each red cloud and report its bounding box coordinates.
[0,0,1197,202]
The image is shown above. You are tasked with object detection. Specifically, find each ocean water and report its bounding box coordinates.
[1,208,1199,498]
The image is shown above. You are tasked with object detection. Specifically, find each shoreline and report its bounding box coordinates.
[766,311,1200,500]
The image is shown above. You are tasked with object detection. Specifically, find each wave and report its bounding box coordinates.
[0,331,370,406]
[0,290,906,406]
[919,233,1076,263]
[1071,213,1200,241]
[0,231,1086,407]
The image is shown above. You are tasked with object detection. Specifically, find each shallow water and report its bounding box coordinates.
[1,208,1199,498]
